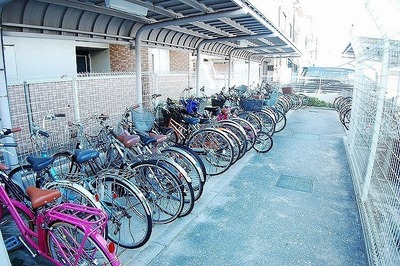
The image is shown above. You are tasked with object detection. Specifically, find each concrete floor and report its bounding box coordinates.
[118,107,368,266]
[3,107,368,265]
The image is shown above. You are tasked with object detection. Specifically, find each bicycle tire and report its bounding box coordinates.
[47,221,118,265]
[44,180,102,211]
[161,146,204,201]
[125,160,184,224]
[100,175,153,249]
[231,117,257,152]
[237,111,263,133]
[172,144,207,181]
[186,128,234,176]
[8,165,38,195]
[253,110,276,136]
[274,109,287,132]
[147,156,194,217]
[253,131,274,153]
[217,120,248,160]
[217,127,241,164]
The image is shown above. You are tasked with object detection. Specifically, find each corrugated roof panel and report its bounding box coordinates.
[117,19,136,37]
[93,14,113,36]
[78,11,99,34]
[0,0,300,58]
[22,1,47,26]
[43,4,67,28]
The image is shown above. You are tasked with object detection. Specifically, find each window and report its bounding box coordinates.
[76,51,91,73]
[76,47,110,73]
[267,65,274,71]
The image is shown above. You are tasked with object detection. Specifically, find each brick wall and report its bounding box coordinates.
[110,44,135,71]
[170,50,190,72]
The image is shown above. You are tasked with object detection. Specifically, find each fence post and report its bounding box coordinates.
[23,81,34,133]
[72,77,81,122]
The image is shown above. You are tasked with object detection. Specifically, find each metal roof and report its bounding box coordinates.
[0,0,300,60]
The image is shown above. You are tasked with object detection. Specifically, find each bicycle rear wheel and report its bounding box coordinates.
[161,146,204,201]
[126,161,184,224]
[186,128,234,176]
[47,221,118,265]
[231,118,257,152]
[0,203,34,251]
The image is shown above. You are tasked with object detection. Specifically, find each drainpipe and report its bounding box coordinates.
[0,1,18,168]
[135,9,245,104]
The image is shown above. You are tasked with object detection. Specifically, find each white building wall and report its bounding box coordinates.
[3,36,77,79]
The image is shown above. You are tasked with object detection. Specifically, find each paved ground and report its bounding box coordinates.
[118,107,368,266]
[3,107,368,265]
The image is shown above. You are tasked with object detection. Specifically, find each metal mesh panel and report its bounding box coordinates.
[5,73,136,162]
[346,20,400,265]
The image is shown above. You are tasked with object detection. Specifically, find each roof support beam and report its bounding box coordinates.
[135,9,244,104]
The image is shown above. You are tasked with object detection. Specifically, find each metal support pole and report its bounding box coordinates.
[0,2,18,168]
[228,52,233,88]
[247,54,252,86]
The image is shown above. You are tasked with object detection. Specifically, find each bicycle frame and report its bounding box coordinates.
[0,171,117,266]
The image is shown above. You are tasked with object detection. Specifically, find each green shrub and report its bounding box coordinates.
[306,97,333,108]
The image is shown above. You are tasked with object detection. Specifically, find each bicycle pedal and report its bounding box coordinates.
[4,236,22,251]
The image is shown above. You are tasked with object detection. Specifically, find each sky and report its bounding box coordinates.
[300,0,354,67]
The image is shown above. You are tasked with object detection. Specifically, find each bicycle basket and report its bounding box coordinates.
[211,98,226,108]
[264,91,279,106]
[239,99,263,111]
[131,109,155,132]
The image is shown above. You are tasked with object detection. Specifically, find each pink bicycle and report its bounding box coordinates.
[0,128,120,265]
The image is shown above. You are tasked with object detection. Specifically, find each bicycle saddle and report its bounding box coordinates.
[26,186,61,208]
[137,133,157,145]
[74,149,99,164]
[183,116,200,125]
[204,106,221,116]
[0,163,9,171]
[117,132,141,148]
[148,132,167,143]
[26,156,55,172]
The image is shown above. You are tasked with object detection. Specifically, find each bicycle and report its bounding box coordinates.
[59,115,184,225]
[161,98,235,175]
[0,128,120,265]
[9,115,153,249]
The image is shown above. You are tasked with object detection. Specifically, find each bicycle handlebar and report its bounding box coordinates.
[38,130,50,138]
[0,142,18,147]
[0,127,22,137]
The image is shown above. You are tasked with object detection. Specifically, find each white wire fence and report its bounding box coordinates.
[346,34,400,266]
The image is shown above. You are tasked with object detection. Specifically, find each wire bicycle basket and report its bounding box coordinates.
[131,108,155,132]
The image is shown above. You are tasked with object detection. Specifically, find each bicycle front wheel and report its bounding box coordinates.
[253,131,274,153]
[47,221,119,265]
[101,174,153,248]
